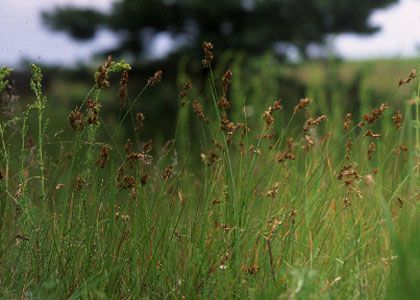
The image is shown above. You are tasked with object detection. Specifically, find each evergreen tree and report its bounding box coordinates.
[42,0,397,62]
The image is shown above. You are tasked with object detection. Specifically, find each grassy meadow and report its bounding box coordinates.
[0,49,419,299]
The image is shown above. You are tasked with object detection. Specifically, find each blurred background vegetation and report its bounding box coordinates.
[3,0,417,143]
[5,0,417,142]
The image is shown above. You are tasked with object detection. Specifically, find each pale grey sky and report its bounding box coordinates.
[0,0,419,67]
[335,0,420,58]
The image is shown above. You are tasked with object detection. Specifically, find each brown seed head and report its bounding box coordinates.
[86,98,101,126]
[262,110,275,126]
[119,70,129,108]
[249,145,262,156]
[75,176,86,190]
[143,140,153,153]
[202,41,214,68]
[277,138,296,162]
[365,130,381,138]
[69,108,85,131]
[343,113,352,131]
[220,112,238,143]
[95,55,113,89]
[362,103,389,124]
[304,135,315,146]
[162,165,174,180]
[303,115,327,131]
[96,144,110,168]
[218,96,230,110]
[392,110,403,129]
[293,97,312,113]
[192,100,208,123]
[201,151,219,166]
[55,183,64,190]
[222,69,233,96]
[290,209,297,224]
[345,139,352,161]
[179,80,192,98]
[247,265,260,275]
[398,69,417,87]
[121,176,136,189]
[367,142,376,160]
[147,70,163,86]
[262,100,283,126]
[273,100,283,111]
[266,182,281,199]
[338,164,360,186]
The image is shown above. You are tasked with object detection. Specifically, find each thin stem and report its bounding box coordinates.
[0,124,9,191]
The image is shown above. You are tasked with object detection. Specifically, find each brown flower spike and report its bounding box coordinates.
[367,142,376,160]
[179,80,192,98]
[262,100,283,126]
[303,115,327,132]
[392,110,403,129]
[96,145,110,168]
[86,98,101,126]
[361,103,389,125]
[343,113,352,132]
[148,70,163,86]
[95,55,113,89]
[294,97,312,113]
[202,41,214,68]
[119,70,129,108]
[398,69,416,87]
[192,100,208,123]
[69,108,84,131]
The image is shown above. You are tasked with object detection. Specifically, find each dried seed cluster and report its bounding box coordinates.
[192,100,208,123]
[179,80,192,98]
[119,70,129,108]
[95,55,113,89]
[365,130,381,138]
[293,97,312,113]
[218,69,233,110]
[359,103,389,126]
[277,138,296,162]
[392,110,403,129]
[147,70,163,86]
[68,98,101,131]
[86,98,101,126]
[338,165,360,187]
[367,142,376,160]
[262,100,283,126]
[68,108,84,131]
[303,115,327,132]
[266,182,281,199]
[202,41,214,68]
[343,113,352,131]
[398,69,416,86]
[96,145,110,168]
[345,139,352,161]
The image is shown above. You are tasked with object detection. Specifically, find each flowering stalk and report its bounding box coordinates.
[30,64,47,200]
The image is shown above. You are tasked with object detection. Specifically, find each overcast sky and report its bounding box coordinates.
[0,0,419,67]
